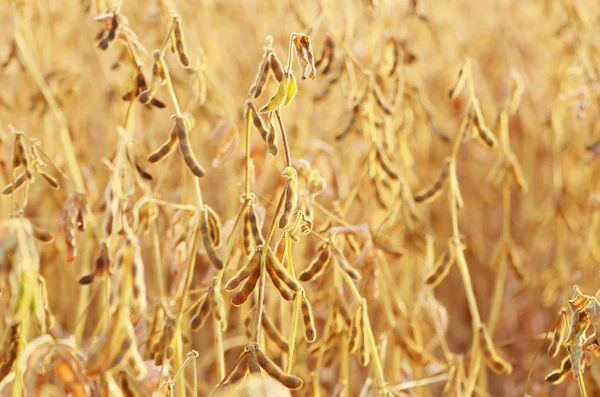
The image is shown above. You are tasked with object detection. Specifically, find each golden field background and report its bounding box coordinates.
[1,0,600,396]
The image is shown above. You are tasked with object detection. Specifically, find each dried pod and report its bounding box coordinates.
[248,201,265,245]
[2,172,29,195]
[265,253,295,300]
[172,16,190,67]
[135,163,153,181]
[414,159,450,203]
[231,262,261,306]
[242,209,254,256]
[448,60,467,99]
[209,279,226,322]
[256,347,304,389]
[226,249,261,290]
[266,248,301,292]
[478,325,512,374]
[205,206,222,248]
[359,303,370,367]
[349,306,362,354]
[38,170,60,189]
[548,308,568,358]
[200,209,223,269]
[270,52,284,82]
[279,167,298,229]
[375,147,399,180]
[254,55,271,98]
[63,192,89,262]
[331,246,361,280]
[175,116,205,177]
[139,51,164,104]
[372,83,394,115]
[299,244,331,282]
[424,250,455,288]
[221,351,252,387]
[300,291,316,342]
[148,124,178,163]
[249,102,270,143]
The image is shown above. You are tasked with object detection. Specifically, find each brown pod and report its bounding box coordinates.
[231,264,261,306]
[221,351,251,387]
[316,34,335,74]
[262,310,290,351]
[265,257,294,300]
[200,209,223,270]
[38,170,60,189]
[266,248,301,292]
[242,210,254,256]
[348,307,362,354]
[424,250,454,288]
[201,209,223,269]
[372,83,394,115]
[300,292,316,342]
[279,167,298,229]
[414,159,450,203]
[331,247,361,280]
[270,52,284,82]
[548,308,567,358]
[256,348,303,389]
[299,244,331,282]
[375,147,399,180]
[274,235,286,264]
[209,279,226,322]
[248,201,264,245]
[226,249,260,290]
[172,17,190,67]
[3,172,28,195]
[266,113,279,156]
[134,163,153,181]
[139,53,162,104]
[478,325,512,374]
[191,296,211,330]
[254,56,271,98]
[148,124,178,163]
[176,116,205,177]
[249,103,269,142]
[205,206,222,248]
[94,241,110,276]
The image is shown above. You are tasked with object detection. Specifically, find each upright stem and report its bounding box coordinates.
[254,188,287,344]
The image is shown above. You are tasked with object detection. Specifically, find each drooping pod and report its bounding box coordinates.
[201,208,223,269]
[175,116,205,177]
[266,248,301,292]
[279,167,298,229]
[171,16,190,67]
[478,325,512,374]
[424,249,455,288]
[226,248,261,291]
[148,117,178,163]
[300,291,316,342]
[414,159,450,204]
[255,347,304,389]
[298,243,331,282]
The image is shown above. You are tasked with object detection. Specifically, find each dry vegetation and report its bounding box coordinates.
[2,0,600,396]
